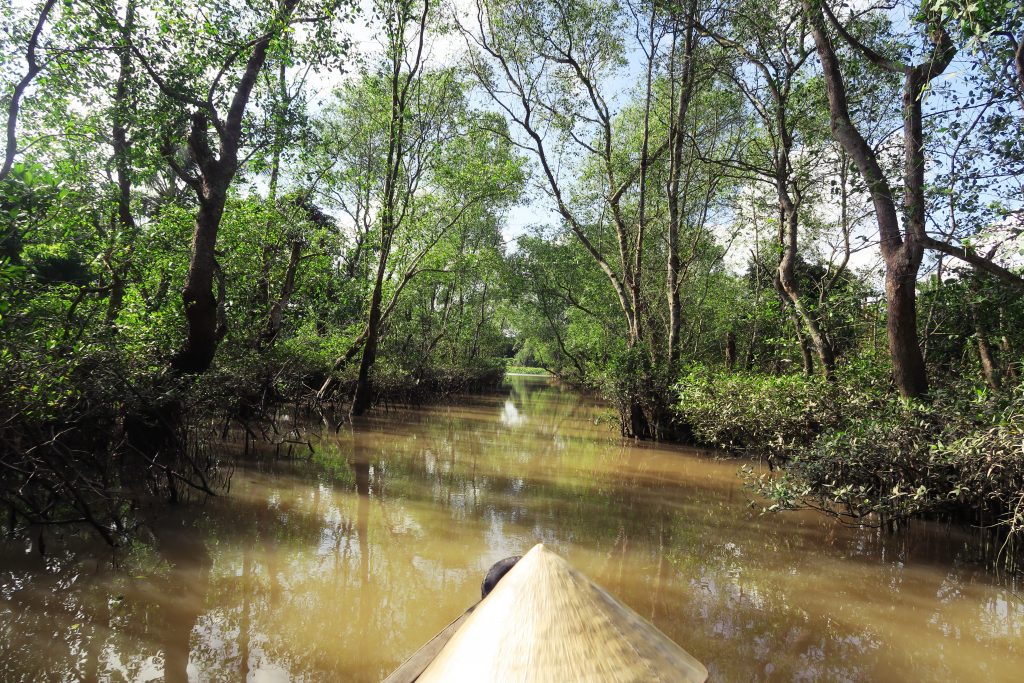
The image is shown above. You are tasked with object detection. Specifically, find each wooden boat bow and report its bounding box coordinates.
[384,543,708,682]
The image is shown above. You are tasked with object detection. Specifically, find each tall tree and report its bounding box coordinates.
[120,0,343,374]
[666,0,700,367]
[311,6,523,413]
[803,0,1024,396]
[697,2,836,378]
[348,0,431,416]
[801,0,952,396]
[104,0,138,326]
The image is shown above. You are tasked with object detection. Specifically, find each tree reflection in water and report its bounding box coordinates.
[154,525,211,683]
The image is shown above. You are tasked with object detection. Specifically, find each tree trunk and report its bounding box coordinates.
[764,47,836,381]
[173,185,228,374]
[802,0,930,397]
[666,0,698,367]
[469,280,488,361]
[317,264,422,401]
[1001,334,1018,380]
[777,202,835,379]
[262,238,302,348]
[106,1,137,327]
[783,293,814,377]
[884,251,927,396]
[627,399,651,440]
[256,61,288,312]
[744,318,759,371]
[888,65,932,398]
[725,330,736,370]
[975,315,1002,390]
[970,282,1001,390]
[318,330,368,400]
[350,246,388,417]
[1,0,56,181]
[999,306,1018,380]
[345,0,430,416]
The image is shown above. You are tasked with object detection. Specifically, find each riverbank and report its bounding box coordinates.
[0,351,507,547]
[674,365,1024,561]
[503,364,552,377]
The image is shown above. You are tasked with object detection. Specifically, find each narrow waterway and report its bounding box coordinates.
[1,376,1022,681]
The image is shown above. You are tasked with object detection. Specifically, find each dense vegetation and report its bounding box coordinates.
[1,0,1022,551]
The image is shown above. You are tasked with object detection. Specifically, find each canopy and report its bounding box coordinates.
[416,544,708,682]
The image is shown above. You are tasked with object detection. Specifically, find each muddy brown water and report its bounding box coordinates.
[1,376,1022,681]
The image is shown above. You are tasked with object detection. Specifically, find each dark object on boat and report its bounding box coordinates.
[384,544,708,682]
[481,555,521,598]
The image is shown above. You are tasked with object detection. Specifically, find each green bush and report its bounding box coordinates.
[757,388,1024,536]
[675,365,846,461]
[676,366,1024,544]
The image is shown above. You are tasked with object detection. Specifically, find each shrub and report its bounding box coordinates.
[675,365,846,462]
[676,366,1024,549]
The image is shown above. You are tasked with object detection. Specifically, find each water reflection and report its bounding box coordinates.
[1,376,1022,681]
[500,399,526,428]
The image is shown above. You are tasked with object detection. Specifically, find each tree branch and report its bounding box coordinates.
[923,236,1024,289]
[2,0,57,181]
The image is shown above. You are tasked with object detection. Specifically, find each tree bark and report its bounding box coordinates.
[884,248,927,396]
[999,305,1019,380]
[1,0,56,181]
[262,238,302,348]
[350,245,388,417]
[174,183,228,373]
[969,278,1002,390]
[776,202,835,378]
[974,312,1002,390]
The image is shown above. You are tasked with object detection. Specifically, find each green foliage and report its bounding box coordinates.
[676,365,1024,542]
[1,0,1022,553]
[757,385,1024,538]
[504,365,550,376]
[676,365,844,460]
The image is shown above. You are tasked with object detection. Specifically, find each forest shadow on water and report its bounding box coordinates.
[1,376,1022,682]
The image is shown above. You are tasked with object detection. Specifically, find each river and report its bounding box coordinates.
[1,376,1022,681]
